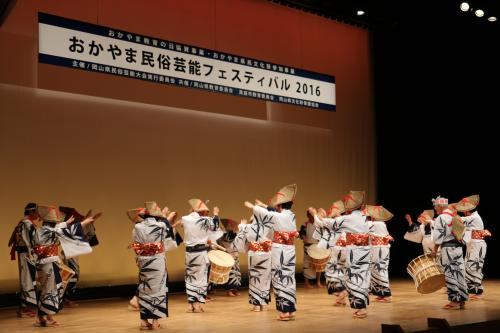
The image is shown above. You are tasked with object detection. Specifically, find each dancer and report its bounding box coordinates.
[430,196,468,309]
[129,201,177,330]
[177,199,221,313]
[365,205,394,303]
[310,190,370,319]
[8,202,39,318]
[232,215,273,312]
[33,205,96,327]
[404,210,435,254]
[244,183,298,321]
[456,195,490,300]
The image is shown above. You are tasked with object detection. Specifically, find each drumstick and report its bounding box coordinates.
[210,243,227,252]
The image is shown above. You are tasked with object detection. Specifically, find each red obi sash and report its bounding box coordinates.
[370,235,393,246]
[248,240,273,252]
[273,231,299,245]
[345,233,370,246]
[130,242,164,256]
[33,245,59,258]
[471,230,491,240]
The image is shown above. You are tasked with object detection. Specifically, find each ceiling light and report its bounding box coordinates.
[356,10,365,16]
[460,2,470,12]
[475,9,484,17]
[488,16,497,22]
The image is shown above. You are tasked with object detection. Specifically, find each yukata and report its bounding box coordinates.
[253,206,298,313]
[131,216,177,320]
[299,222,319,281]
[32,221,91,316]
[432,210,468,303]
[368,221,392,297]
[218,231,242,292]
[181,212,221,304]
[232,215,274,306]
[9,218,37,309]
[461,211,490,295]
[315,210,371,310]
[404,221,435,254]
[324,231,347,295]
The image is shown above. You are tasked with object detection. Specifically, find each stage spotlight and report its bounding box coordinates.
[488,16,497,22]
[475,9,484,17]
[357,10,365,16]
[460,2,470,12]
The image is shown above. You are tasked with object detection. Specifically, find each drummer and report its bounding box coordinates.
[309,190,371,319]
[430,196,469,309]
[176,199,222,313]
[218,218,242,296]
[365,205,394,303]
[32,205,96,327]
[299,210,323,288]
[244,184,298,321]
[456,195,490,300]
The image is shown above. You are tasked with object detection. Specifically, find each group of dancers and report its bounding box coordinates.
[8,185,489,329]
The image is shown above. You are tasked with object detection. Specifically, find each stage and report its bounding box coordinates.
[1,279,499,332]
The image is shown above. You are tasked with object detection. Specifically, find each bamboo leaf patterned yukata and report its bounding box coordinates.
[181,212,221,304]
[404,221,435,254]
[218,231,242,291]
[232,215,274,306]
[132,217,177,320]
[253,206,297,313]
[10,218,38,309]
[315,210,371,309]
[367,221,392,297]
[32,221,91,316]
[300,222,319,280]
[431,210,468,303]
[461,211,489,295]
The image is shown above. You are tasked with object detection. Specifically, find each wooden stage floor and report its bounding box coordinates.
[1,279,499,332]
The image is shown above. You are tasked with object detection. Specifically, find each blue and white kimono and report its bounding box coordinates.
[133,217,177,320]
[315,210,371,309]
[324,231,347,295]
[181,212,221,304]
[461,211,489,295]
[218,231,242,292]
[232,215,274,306]
[432,210,468,303]
[33,221,91,316]
[368,221,392,297]
[253,206,297,313]
[10,218,37,309]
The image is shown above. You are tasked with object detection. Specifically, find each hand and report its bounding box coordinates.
[172,219,182,228]
[307,207,317,216]
[92,212,103,221]
[255,199,266,207]
[85,210,93,219]
[405,214,413,225]
[244,201,254,209]
[213,206,220,216]
[167,211,177,222]
[429,250,437,258]
[318,208,327,218]
[66,216,76,224]
[162,207,170,216]
[240,219,248,224]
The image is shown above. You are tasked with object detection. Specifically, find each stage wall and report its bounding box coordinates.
[0,0,375,292]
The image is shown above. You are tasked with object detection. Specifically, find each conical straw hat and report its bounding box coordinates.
[38,205,65,223]
[327,200,345,217]
[365,205,394,222]
[144,201,165,218]
[126,208,145,223]
[343,191,365,210]
[188,198,209,212]
[421,209,435,219]
[270,184,297,207]
[451,214,466,241]
[455,194,479,212]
